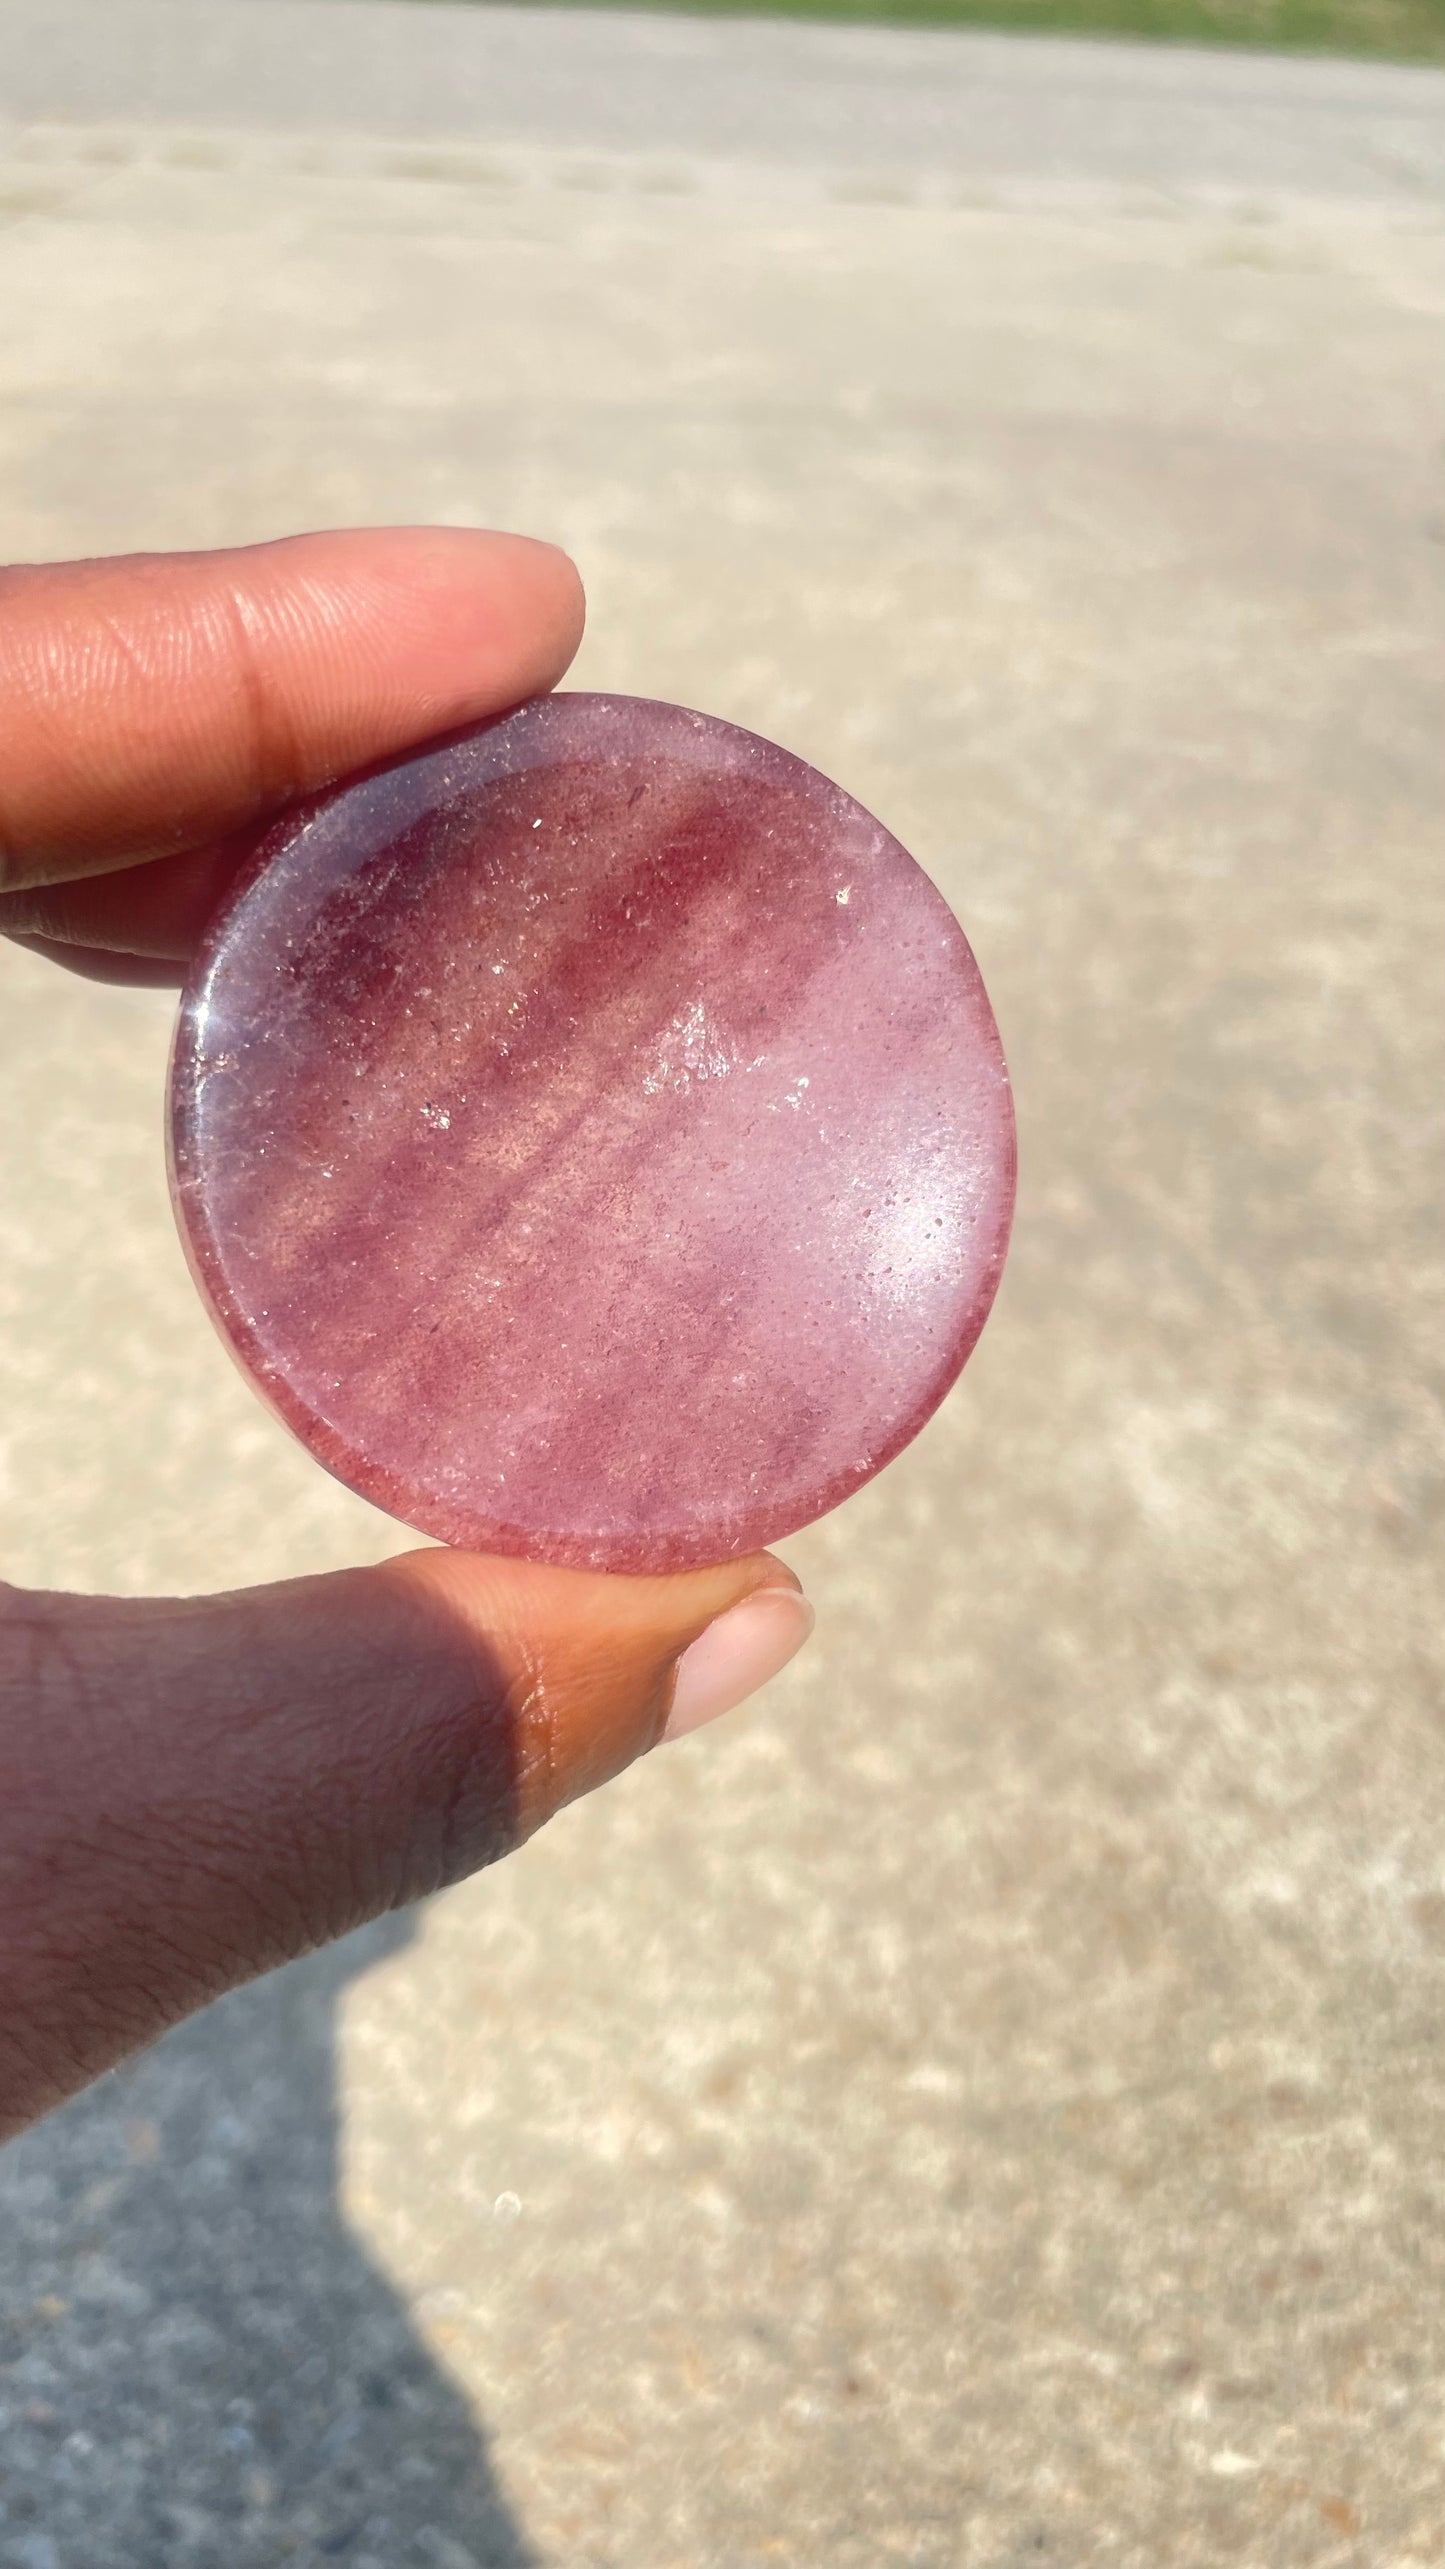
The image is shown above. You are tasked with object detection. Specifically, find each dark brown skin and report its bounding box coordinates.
[0,530,797,2139]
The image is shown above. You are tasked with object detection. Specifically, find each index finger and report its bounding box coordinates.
[0,527,585,894]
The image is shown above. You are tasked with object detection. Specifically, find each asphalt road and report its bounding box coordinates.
[4,0,1444,202]
[0,7,1442,2565]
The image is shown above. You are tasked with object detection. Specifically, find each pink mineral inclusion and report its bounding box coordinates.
[169,695,1015,1571]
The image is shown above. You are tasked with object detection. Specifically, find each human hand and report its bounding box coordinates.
[0,529,813,2137]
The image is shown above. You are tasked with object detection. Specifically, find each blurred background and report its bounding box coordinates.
[1,1,1442,2562]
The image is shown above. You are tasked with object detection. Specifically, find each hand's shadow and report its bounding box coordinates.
[0,1914,533,2569]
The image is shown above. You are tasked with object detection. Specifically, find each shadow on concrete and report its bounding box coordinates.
[0,1915,531,2569]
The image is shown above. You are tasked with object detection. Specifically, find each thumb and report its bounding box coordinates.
[0,1549,812,2135]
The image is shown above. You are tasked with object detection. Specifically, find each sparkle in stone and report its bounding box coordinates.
[168,694,1015,1571]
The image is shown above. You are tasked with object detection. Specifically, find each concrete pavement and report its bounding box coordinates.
[0,6,1442,2562]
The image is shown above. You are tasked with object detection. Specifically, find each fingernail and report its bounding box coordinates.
[662,1585,815,1742]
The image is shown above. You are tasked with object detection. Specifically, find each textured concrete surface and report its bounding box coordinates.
[1,8,1443,2564]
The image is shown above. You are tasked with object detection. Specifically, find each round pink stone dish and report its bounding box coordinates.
[168,694,1015,1572]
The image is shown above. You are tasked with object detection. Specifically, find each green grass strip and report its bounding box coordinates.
[408,0,1445,65]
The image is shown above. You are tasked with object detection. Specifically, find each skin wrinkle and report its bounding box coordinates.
[213,573,312,822]
[93,598,168,696]
[200,1575,524,1917]
[0,1588,92,1707]
[0,1657,207,2126]
[331,1645,523,1909]
[2,936,189,985]
[511,1658,562,1832]
[0,581,182,882]
[413,1705,526,1899]
[0,1608,237,1947]
[0,2017,91,2146]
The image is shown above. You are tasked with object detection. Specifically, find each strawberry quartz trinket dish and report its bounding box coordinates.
[168,694,1015,1573]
